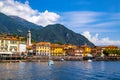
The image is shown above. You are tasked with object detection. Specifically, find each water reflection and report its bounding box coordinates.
[83,61,93,70]
[0,61,120,80]
[0,63,19,80]
[100,61,105,71]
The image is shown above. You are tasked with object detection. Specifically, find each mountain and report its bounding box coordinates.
[0,12,95,47]
[10,16,43,30]
[0,12,28,35]
[38,24,95,47]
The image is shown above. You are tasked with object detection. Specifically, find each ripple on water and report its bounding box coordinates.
[0,61,120,80]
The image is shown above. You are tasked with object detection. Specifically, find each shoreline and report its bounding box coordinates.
[1,56,120,63]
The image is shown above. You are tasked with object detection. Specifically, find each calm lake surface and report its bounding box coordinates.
[0,61,120,80]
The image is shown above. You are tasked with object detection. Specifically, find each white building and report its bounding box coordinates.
[19,44,26,54]
[0,34,26,56]
[0,35,19,55]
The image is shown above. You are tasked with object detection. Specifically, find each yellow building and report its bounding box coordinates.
[51,44,65,56]
[74,47,84,56]
[64,44,77,50]
[64,44,78,56]
[81,44,91,57]
[35,42,51,56]
[0,34,20,55]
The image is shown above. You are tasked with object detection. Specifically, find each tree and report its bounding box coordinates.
[103,49,110,56]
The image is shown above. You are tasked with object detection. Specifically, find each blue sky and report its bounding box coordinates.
[0,0,120,46]
[19,0,120,12]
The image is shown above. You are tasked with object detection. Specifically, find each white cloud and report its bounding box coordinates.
[59,12,120,44]
[59,11,101,27]
[59,11,120,33]
[82,31,120,46]
[0,0,60,26]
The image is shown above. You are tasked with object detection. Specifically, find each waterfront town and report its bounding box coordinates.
[0,30,120,62]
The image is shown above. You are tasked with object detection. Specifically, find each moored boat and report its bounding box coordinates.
[60,58,65,62]
[88,59,92,62]
[83,53,93,62]
[48,52,54,66]
[48,60,54,66]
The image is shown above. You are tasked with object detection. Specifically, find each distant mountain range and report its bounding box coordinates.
[0,12,95,47]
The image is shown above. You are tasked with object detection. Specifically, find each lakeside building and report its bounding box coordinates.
[100,45,120,57]
[64,44,78,56]
[33,42,51,56]
[33,43,85,57]
[51,44,65,56]
[75,47,84,56]
[0,35,19,55]
[19,44,26,55]
[91,46,102,57]
[80,44,91,57]
[0,34,26,56]
[90,45,120,57]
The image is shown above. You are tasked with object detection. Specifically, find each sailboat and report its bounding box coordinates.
[48,53,54,66]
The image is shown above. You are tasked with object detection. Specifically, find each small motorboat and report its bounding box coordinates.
[61,58,64,61]
[83,53,93,62]
[48,60,54,66]
[48,52,54,66]
[88,59,92,62]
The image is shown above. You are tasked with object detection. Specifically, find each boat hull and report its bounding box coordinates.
[48,60,54,66]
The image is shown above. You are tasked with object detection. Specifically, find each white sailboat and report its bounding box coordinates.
[48,53,54,66]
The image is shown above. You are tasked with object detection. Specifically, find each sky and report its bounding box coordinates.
[0,0,120,46]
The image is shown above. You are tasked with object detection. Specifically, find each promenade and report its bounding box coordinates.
[0,56,83,62]
[1,55,120,62]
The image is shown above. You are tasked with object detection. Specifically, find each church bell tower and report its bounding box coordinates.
[27,30,32,46]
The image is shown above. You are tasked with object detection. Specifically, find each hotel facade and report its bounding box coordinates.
[0,34,26,55]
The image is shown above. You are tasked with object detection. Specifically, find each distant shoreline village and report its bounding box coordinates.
[0,30,120,62]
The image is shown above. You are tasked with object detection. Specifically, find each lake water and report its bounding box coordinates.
[0,61,120,80]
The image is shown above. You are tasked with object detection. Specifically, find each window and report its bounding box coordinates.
[9,46,17,51]
[10,41,17,44]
